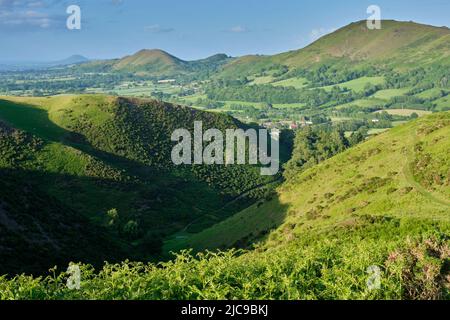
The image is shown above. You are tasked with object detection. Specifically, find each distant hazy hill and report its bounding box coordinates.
[278,20,450,66]
[77,49,232,77]
[0,55,89,71]
[47,20,448,80]
[53,55,90,66]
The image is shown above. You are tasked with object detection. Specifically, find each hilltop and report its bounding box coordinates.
[71,20,450,79]
[218,20,450,79]
[276,20,450,67]
[0,55,89,71]
[76,50,232,77]
[113,49,186,74]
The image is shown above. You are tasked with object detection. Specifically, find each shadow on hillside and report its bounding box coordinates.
[0,160,273,275]
[0,167,129,276]
[232,194,290,250]
[0,167,290,276]
[0,166,231,275]
[164,192,291,256]
[0,99,165,178]
[0,99,67,141]
[0,100,292,274]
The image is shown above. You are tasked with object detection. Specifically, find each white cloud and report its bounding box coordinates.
[27,1,45,8]
[0,10,51,28]
[0,0,64,31]
[0,0,46,9]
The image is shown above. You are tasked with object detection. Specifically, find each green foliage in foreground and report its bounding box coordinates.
[0,218,448,300]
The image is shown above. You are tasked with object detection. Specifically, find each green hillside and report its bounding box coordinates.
[1,112,448,299]
[0,19,449,301]
[168,112,449,252]
[2,20,447,121]
[112,49,186,74]
[77,50,232,78]
[199,20,449,127]
[277,20,450,68]
[220,20,450,79]
[0,166,127,276]
[0,95,276,275]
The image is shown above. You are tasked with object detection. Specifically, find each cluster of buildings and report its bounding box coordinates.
[262,118,314,130]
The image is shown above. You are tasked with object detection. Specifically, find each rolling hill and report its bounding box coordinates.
[76,50,232,78]
[58,21,449,81]
[112,49,186,74]
[218,20,450,79]
[1,111,448,299]
[166,112,450,253]
[202,20,449,121]
[276,20,450,67]
[0,95,276,275]
[53,55,90,66]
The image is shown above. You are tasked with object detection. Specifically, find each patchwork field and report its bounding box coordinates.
[374,109,432,117]
[271,77,309,89]
[322,76,386,92]
[372,88,411,100]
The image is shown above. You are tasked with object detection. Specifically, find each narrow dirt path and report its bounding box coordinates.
[402,134,450,207]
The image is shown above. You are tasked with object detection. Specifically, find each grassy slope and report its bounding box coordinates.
[166,113,450,253]
[2,113,448,300]
[0,95,270,194]
[219,20,450,79]
[212,21,449,117]
[434,96,450,111]
[275,20,450,68]
[113,49,186,74]
[372,88,411,100]
[0,120,128,275]
[79,50,232,77]
[271,77,309,89]
[321,76,386,92]
[0,95,274,274]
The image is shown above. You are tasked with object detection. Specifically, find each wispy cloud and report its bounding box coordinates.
[0,0,65,31]
[0,0,53,9]
[26,1,46,8]
[226,25,249,33]
[310,27,336,41]
[144,24,175,33]
[110,0,123,6]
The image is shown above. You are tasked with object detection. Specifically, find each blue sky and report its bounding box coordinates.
[0,0,449,62]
